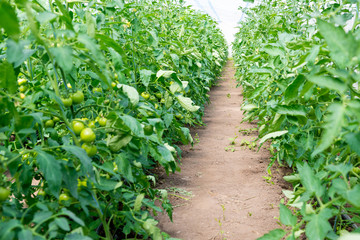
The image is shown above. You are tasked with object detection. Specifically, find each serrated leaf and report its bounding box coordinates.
[50,47,73,73]
[36,11,58,23]
[115,154,134,182]
[170,82,182,93]
[259,130,288,144]
[86,11,95,38]
[134,194,144,212]
[35,148,62,197]
[176,95,200,112]
[119,84,139,106]
[119,114,143,136]
[55,217,70,231]
[61,208,85,226]
[325,163,353,177]
[156,70,175,78]
[280,204,297,226]
[305,75,347,93]
[297,162,324,197]
[285,75,305,104]
[242,104,258,111]
[0,61,17,94]
[33,211,53,224]
[139,69,153,87]
[18,229,33,240]
[257,229,286,240]
[0,2,20,39]
[274,105,306,116]
[312,103,345,157]
[61,145,93,177]
[305,208,333,240]
[344,132,360,155]
[317,19,356,68]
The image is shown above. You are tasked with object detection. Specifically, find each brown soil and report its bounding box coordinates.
[156,60,290,240]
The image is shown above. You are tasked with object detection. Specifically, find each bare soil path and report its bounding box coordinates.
[157,61,289,240]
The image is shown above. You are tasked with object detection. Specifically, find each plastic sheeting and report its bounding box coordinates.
[185,0,255,45]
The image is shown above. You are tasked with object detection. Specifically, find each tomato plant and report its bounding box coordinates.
[0,0,227,239]
[234,0,360,239]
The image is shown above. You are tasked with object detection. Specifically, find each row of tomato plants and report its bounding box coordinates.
[234,0,360,239]
[0,0,228,239]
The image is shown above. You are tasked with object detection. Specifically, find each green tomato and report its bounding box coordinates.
[175,113,183,120]
[92,87,102,93]
[59,193,70,202]
[18,78,27,85]
[80,128,96,143]
[45,119,55,128]
[71,91,84,104]
[155,92,162,99]
[141,92,150,100]
[160,98,166,104]
[72,121,85,135]
[19,85,27,93]
[0,187,10,201]
[149,95,156,101]
[53,116,60,123]
[88,121,96,128]
[98,117,107,127]
[144,125,153,135]
[38,189,46,196]
[82,143,97,157]
[61,97,73,107]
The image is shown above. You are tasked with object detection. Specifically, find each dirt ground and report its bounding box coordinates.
[156,61,290,240]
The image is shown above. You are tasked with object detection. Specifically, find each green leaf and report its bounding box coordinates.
[325,163,353,177]
[259,130,288,144]
[344,132,360,155]
[64,234,92,240]
[317,19,356,68]
[279,204,297,226]
[115,154,134,182]
[139,69,153,87]
[0,2,20,39]
[263,45,285,57]
[6,39,36,68]
[50,47,73,73]
[61,145,93,177]
[257,229,286,240]
[170,82,183,93]
[305,75,347,93]
[156,70,175,78]
[285,75,305,104]
[18,229,33,240]
[241,104,258,111]
[119,84,139,106]
[119,115,143,136]
[274,105,306,116]
[305,208,333,240]
[176,95,200,112]
[36,11,58,23]
[95,178,123,191]
[61,208,85,226]
[55,217,70,231]
[297,162,324,197]
[312,103,345,157]
[33,211,53,223]
[134,194,144,212]
[86,11,96,38]
[0,61,17,94]
[344,185,360,208]
[339,233,360,240]
[249,67,274,74]
[35,148,62,197]
[107,134,132,152]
